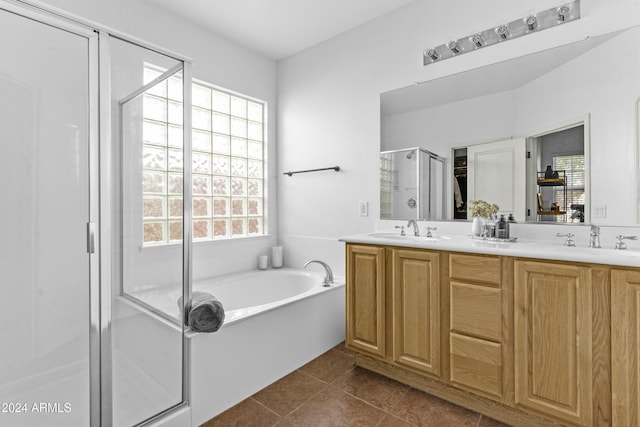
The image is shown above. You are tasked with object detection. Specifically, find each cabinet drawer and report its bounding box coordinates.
[450,254,501,285]
[450,282,501,341]
[450,333,502,398]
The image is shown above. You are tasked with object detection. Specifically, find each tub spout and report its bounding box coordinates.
[304,260,333,287]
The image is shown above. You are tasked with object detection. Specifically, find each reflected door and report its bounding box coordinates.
[467,138,526,220]
[0,7,94,427]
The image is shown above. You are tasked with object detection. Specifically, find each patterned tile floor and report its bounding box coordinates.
[201,343,511,427]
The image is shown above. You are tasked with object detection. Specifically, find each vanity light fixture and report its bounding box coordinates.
[423,0,580,66]
[524,15,538,31]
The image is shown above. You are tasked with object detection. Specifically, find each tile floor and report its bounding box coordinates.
[201,342,511,427]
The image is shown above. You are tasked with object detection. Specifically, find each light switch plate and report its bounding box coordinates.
[359,201,368,217]
[592,204,606,218]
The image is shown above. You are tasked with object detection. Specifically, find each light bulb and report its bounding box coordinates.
[557,5,570,22]
[469,34,484,48]
[524,15,537,31]
[446,40,461,54]
[495,25,510,40]
[425,49,440,61]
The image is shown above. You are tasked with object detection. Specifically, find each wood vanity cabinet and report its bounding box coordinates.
[392,248,441,377]
[611,269,640,427]
[514,260,597,426]
[345,244,386,357]
[448,253,513,402]
[345,242,616,427]
[345,245,442,377]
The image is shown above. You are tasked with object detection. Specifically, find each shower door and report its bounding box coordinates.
[108,35,191,426]
[0,5,98,427]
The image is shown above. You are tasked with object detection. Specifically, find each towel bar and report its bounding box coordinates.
[283,166,340,176]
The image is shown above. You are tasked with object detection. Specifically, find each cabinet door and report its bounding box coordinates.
[611,269,640,427]
[514,261,593,426]
[392,249,440,377]
[346,245,386,357]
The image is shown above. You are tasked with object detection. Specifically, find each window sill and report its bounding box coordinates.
[139,234,274,252]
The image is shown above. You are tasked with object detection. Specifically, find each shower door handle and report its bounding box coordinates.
[87,222,96,254]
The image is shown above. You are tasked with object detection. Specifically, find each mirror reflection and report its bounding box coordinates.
[381,26,640,225]
[380,148,445,220]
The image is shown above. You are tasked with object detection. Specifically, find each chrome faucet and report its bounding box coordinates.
[407,219,419,236]
[589,224,601,248]
[304,260,333,287]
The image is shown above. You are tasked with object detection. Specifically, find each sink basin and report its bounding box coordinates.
[368,232,439,242]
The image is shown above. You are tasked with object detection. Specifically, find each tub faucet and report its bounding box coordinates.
[304,260,333,287]
[407,219,419,236]
[589,224,601,248]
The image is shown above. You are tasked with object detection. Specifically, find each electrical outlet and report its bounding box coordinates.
[359,201,368,217]
[592,204,607,218]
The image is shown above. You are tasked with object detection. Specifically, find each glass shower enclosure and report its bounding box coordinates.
[380,148,445,220]
[0,2,192,426]
[108,36,192,426]
[0,6,96,426]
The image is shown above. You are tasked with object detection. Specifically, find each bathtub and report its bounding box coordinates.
[129,268,346,426]
[191,268,341,327]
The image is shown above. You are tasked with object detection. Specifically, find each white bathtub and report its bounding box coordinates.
[130,268,346,426]
[193,268,338,326]
[129,268,340,327]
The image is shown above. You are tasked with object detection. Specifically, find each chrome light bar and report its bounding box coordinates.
[423,1,580,66]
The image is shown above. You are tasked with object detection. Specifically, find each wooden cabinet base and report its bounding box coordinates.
[354,352,571,427]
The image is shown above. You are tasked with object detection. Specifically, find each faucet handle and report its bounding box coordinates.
[424,226,437,238]
[556,232,576,247]
[395,225,405,236]
[615,235,637,250]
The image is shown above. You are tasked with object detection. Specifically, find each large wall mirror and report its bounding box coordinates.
[381,25,640,225]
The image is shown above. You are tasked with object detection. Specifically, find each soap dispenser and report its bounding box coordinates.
[496,214,509,239]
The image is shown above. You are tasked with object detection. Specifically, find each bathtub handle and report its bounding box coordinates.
[303,260,333,287]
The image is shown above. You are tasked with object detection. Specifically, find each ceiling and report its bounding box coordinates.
[141,0,416,60]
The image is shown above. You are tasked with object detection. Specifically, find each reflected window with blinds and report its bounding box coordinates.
[553,154,585,222]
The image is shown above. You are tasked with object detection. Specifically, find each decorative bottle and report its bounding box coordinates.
[496,214,509,239]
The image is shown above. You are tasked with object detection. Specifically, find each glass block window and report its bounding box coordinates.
[142,68,265,245]
[379,153,392,219]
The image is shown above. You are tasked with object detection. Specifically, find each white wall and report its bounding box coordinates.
[383,91,518,153]
[37,0,279,280]
[277,0,640,275]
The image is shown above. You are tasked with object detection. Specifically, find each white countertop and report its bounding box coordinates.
[339,232,640,268]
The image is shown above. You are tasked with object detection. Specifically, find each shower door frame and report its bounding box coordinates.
[108,34,193,425]
[2,1,194,425]
[0,1,103,425]
[100,29,193,427]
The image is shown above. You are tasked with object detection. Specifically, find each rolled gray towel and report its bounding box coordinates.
[178,291,225,332]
